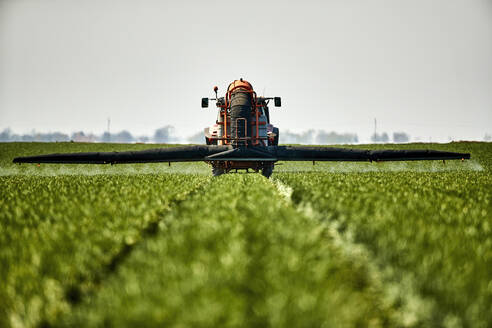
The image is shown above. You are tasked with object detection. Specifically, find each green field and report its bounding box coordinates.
[1,142,490,328]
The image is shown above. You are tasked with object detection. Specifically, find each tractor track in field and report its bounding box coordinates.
[103,178,212,275]
[61,178,213,312]
[270,177,433,327]
[60,174,402,327]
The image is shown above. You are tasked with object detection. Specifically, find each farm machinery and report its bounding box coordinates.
[13,79,470,177]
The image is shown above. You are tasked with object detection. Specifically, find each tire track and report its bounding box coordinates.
[270,177,433,327]
[60,174,399,327]
[58,177,213,325]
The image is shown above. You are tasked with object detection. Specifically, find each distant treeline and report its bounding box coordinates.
[371,132,410,143]
[282,130,411,144]
[282,130,359,144]
[0,126,177,143]
[0,127,415,144]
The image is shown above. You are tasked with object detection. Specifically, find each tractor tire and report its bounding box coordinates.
[261,164,274,178]
[212,166,225,177]
[205,137,217,145]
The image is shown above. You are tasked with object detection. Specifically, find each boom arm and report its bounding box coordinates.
[12,146,230,164]
[274,146,470,162]
[13,145,470,165]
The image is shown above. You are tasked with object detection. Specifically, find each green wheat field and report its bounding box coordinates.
[1,142,490,328]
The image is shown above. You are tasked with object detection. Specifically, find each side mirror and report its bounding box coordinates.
[274,97,281,107]
[201,98,209,108]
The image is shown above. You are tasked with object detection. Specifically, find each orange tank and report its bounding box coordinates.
[227,79,254,94]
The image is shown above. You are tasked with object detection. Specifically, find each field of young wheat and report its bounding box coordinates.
[0,142,490,328]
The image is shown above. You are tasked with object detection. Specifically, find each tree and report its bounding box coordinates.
[101,132,111,142]
[187,131,205,144]
[136,135,150,143]
[113,130,134,143]
[0,128,12,141]
[393,132,410,143]
[48,132,70,142]
[71,131,86,142]
[153,125,175,143]
[371,132,390,143]
[315,131,358,144]
[281,130,316,144]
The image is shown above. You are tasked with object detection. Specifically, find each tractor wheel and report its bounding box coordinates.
[206,137,218,145]
[261,164,274,178]
[212,166,225,177]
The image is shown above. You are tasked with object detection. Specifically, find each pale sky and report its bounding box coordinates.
[1,0,491,142]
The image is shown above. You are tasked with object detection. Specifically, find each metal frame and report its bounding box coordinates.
[212,90,272,147]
